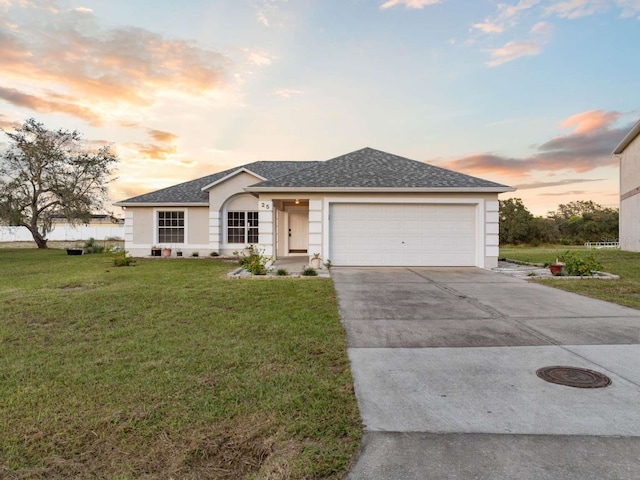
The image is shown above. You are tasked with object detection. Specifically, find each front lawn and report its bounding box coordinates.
[0,249,361,479]
[500,245,640,310]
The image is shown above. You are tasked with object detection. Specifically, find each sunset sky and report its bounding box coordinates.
[1,0,638,216]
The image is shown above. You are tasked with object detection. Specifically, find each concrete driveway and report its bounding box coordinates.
[333,267,640,479]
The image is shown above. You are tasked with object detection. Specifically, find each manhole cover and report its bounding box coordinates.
[536,366,612,388]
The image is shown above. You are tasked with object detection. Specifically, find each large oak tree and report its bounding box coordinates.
[0,119,118,248]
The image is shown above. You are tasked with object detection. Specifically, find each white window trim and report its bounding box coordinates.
[226,210,259,245]
[154,208,188,245]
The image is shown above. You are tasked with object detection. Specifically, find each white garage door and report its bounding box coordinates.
[329,203,477,266]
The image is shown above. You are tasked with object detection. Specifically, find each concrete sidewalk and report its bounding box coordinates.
[333,267,640,479]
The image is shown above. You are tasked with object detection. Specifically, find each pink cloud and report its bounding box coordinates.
[0,1,233,123]
[0,86,103,124]
[147,129,178,143]
[561,110,621,134]
[485,40,543,67]
[441,110,627,178]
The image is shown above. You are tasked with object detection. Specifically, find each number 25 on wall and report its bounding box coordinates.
[260,202,271,210]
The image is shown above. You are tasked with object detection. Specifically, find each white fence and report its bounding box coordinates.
[0,225,124,242]
[584,241,620,249]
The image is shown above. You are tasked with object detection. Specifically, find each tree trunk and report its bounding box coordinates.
[27,225,48,249]
[33,235,48,249]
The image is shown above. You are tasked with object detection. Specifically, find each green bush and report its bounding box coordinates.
[191,251,199,257]
[83,237,105,254]
[209,251,219,257]
[112,250,135,267]
[559,250,602,276]
[276,268,288,276]
[302,267,318,276]
[235,245,269,275]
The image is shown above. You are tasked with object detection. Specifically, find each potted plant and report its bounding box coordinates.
[549,258,563,276]
[310,253,322,269]
[161,247,172,258]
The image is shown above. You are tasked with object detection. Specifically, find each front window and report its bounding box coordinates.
[228,211,258,244]
[158,211,184,243]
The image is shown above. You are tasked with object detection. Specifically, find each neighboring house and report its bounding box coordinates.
[114,148,514,268]
[614,118,640,252]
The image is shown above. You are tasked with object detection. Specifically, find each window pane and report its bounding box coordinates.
[228,227,244,243]
[227,211,258,244]
[158,211,185,244]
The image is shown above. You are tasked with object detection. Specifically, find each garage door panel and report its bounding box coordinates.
[330,203,477,266]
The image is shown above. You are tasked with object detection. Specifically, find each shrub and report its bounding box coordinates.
[191,251,200,257]
[209,251,219,257]
[235,245,269,275]
[302,267,318,276]
[83,237,105,254]
[324,259,332,270]
[558,250,602,276]
[276,268,288,276]
[112,250,135,267]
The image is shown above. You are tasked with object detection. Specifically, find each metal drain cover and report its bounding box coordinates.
[536,366,612,388]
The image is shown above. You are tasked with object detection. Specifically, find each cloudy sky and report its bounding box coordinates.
[1,0,638,215]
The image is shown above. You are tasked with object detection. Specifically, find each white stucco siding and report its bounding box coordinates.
[130,207,154,246]
[187,207,210,245]
[125,206,212,257]
[207,173,263,255]
[621,191,640,252]
[620,134,640,195]
[620,134,640,252]
[208,172,263,210]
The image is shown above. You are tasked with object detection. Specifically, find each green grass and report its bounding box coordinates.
[0,249,361,479]
[500,245,640,310]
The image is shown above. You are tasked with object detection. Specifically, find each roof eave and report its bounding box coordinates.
[113,202,209,207]
[244,186,516,194]
[613,119,640,154]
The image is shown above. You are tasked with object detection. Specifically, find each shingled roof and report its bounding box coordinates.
[116,148,512,205]
[247,148,512,192]
[115,161,320,205]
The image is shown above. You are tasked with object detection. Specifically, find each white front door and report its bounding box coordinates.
[288,209,309,253]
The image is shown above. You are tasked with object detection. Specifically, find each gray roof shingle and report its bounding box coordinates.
[249,147,510,190]
[116,161,320,204]
[116,148,511,205]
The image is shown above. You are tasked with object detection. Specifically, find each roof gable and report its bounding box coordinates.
[247,147,512,191]
[200,168,266,192]
[115,161,319,205]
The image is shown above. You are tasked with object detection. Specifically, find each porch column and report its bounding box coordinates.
[258,200,274,257]
[209,210,221,252]
[485,200,499,269]
[124,210,133,250]
[308,199,323,261]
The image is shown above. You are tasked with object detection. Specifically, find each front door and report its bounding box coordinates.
[288,209,308,253]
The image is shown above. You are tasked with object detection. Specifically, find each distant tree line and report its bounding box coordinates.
[499,198,619,246]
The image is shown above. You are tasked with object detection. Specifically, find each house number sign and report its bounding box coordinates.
[260,202,271,210]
